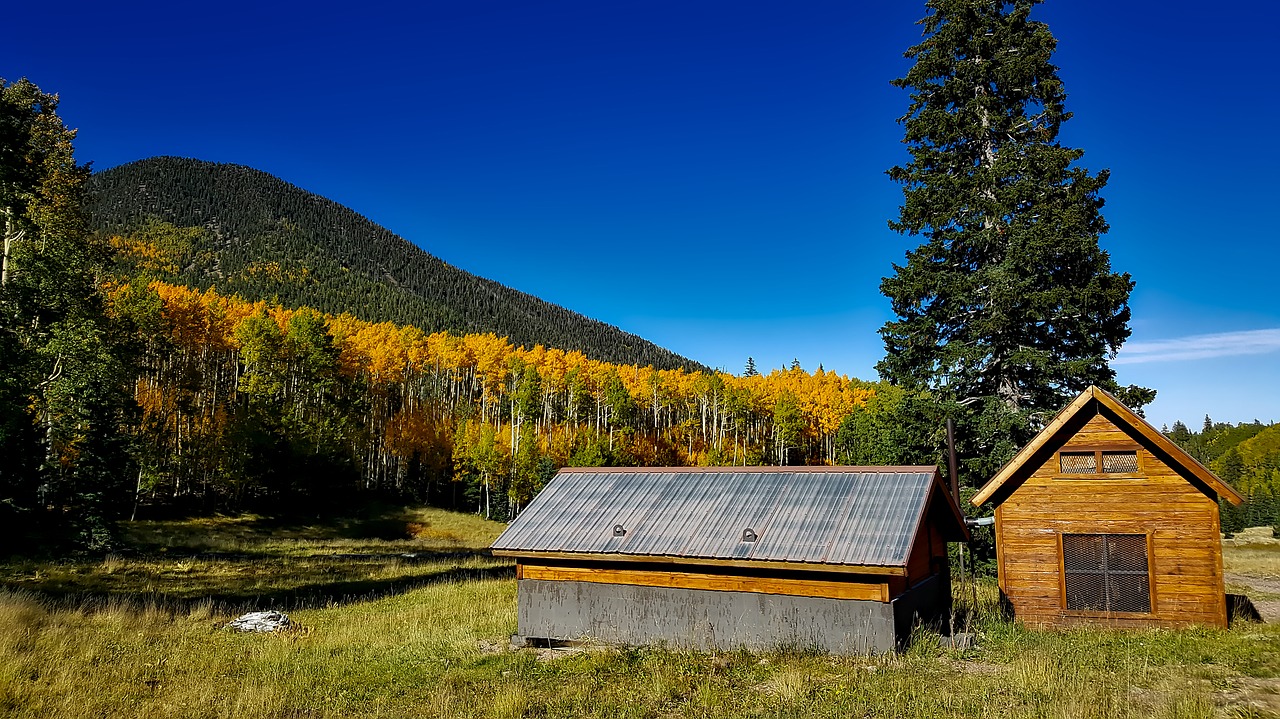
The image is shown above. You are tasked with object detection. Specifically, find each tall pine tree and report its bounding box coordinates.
[877,1,1151,481]
[1,78,135,549]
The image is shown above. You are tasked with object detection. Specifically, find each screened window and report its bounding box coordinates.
[1102,451,1139,473]
[1062,533,1151,613]
[1058,450,1139,475]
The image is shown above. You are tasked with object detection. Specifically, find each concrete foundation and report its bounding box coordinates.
[518,579,933,654]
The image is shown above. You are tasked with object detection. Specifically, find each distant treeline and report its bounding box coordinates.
[1167,418,1280,533]
[112,280,939,522]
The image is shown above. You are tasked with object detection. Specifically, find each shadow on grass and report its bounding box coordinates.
[0,556,515,616]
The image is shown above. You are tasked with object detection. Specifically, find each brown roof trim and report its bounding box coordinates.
[971,386,1244,507]
[493,549,910,576]
[555,465,940,474]
[1089,386,1243,505]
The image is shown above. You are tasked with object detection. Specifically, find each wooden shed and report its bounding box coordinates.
[491,466,969,653]
[972,386,1244,628]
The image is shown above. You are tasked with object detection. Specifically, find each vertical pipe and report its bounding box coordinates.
[946,418,960,507]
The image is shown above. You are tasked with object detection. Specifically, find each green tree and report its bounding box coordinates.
[772,391,804,465]
[835,382,939,467]
[602,369,637,434]
[877,2,1149,482]
[1,78,135,548]
[235,310,287,402]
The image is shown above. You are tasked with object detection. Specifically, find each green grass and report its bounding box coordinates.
[2,511,1279,718]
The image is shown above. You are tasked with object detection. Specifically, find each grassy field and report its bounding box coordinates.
[2,510,1279,719]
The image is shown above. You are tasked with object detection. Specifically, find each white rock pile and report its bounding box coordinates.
[225,611,292,633]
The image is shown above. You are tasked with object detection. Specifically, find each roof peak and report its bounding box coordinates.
[971,386,1243,507]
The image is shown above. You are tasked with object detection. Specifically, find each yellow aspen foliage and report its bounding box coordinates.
[111,281,883,514]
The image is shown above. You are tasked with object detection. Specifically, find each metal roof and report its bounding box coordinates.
[492,466,955,568]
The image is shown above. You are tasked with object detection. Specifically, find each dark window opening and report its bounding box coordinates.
[1062,533,1151,613]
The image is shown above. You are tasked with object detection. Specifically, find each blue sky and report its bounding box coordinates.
[4,0,1277,429]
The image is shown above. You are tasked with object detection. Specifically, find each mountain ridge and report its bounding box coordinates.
[86,156,704,371]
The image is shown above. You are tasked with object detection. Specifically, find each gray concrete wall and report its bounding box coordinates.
[517,579,899,654]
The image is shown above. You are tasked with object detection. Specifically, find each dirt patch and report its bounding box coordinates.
[477,639,508,655]
[1228,574,1280,596]
[535,646,588,662]
[1215,676,1280,715]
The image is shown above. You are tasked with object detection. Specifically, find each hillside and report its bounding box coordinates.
[1215,423,1280,495]
[1169,418,1280,531]
[86,157,701,371]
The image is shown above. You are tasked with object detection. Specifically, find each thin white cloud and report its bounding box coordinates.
[1114,328,1280,365]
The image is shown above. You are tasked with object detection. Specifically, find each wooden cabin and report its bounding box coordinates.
[491,466,969,654]
[972,386,1244,628]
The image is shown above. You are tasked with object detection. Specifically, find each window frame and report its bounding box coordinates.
[1055,445,1144,479]
[1057,531,1157,617]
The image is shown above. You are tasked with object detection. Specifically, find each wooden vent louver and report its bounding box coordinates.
[1062,533,1150,613]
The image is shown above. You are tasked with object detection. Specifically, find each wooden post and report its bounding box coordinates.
[946,418,960,502]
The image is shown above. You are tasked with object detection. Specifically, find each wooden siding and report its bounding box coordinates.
[997,411,1228,628]
[519,562,891,601]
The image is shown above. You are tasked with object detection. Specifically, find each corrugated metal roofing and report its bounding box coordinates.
[492,467,944,568]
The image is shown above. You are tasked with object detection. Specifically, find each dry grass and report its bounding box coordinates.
[1,513,1278,718]
[1225,529,1280,579]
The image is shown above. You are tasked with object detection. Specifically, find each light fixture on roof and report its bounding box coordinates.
[613,525,626,537]
[742,528,758,543]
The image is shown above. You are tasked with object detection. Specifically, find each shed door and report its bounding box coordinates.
[1061,533,1151,613]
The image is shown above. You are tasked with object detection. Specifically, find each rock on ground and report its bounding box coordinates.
[225,611,291,632]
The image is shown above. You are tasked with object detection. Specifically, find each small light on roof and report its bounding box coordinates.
[613,525,626,537]
[742,528,758,543]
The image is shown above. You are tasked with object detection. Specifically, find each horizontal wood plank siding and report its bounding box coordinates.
[521,563,891,602]
[996,410,1228,629]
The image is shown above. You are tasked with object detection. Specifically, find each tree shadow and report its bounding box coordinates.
[0,556,515,616]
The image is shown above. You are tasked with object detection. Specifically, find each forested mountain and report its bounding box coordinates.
[86,157,701,372]
[1167,417,1280,532]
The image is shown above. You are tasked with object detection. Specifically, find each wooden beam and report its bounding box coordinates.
[1090,387,1244,506]
[521,563,892,602]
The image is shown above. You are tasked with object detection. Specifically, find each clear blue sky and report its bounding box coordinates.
[4,0,1276,429]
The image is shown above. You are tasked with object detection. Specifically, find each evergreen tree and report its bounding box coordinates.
[743,357,758,377]
[1,78,135,548]
[877,1,1150,480]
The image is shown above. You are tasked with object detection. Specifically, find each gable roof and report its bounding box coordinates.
[971,386,1245,507]
[492,466,969,573]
